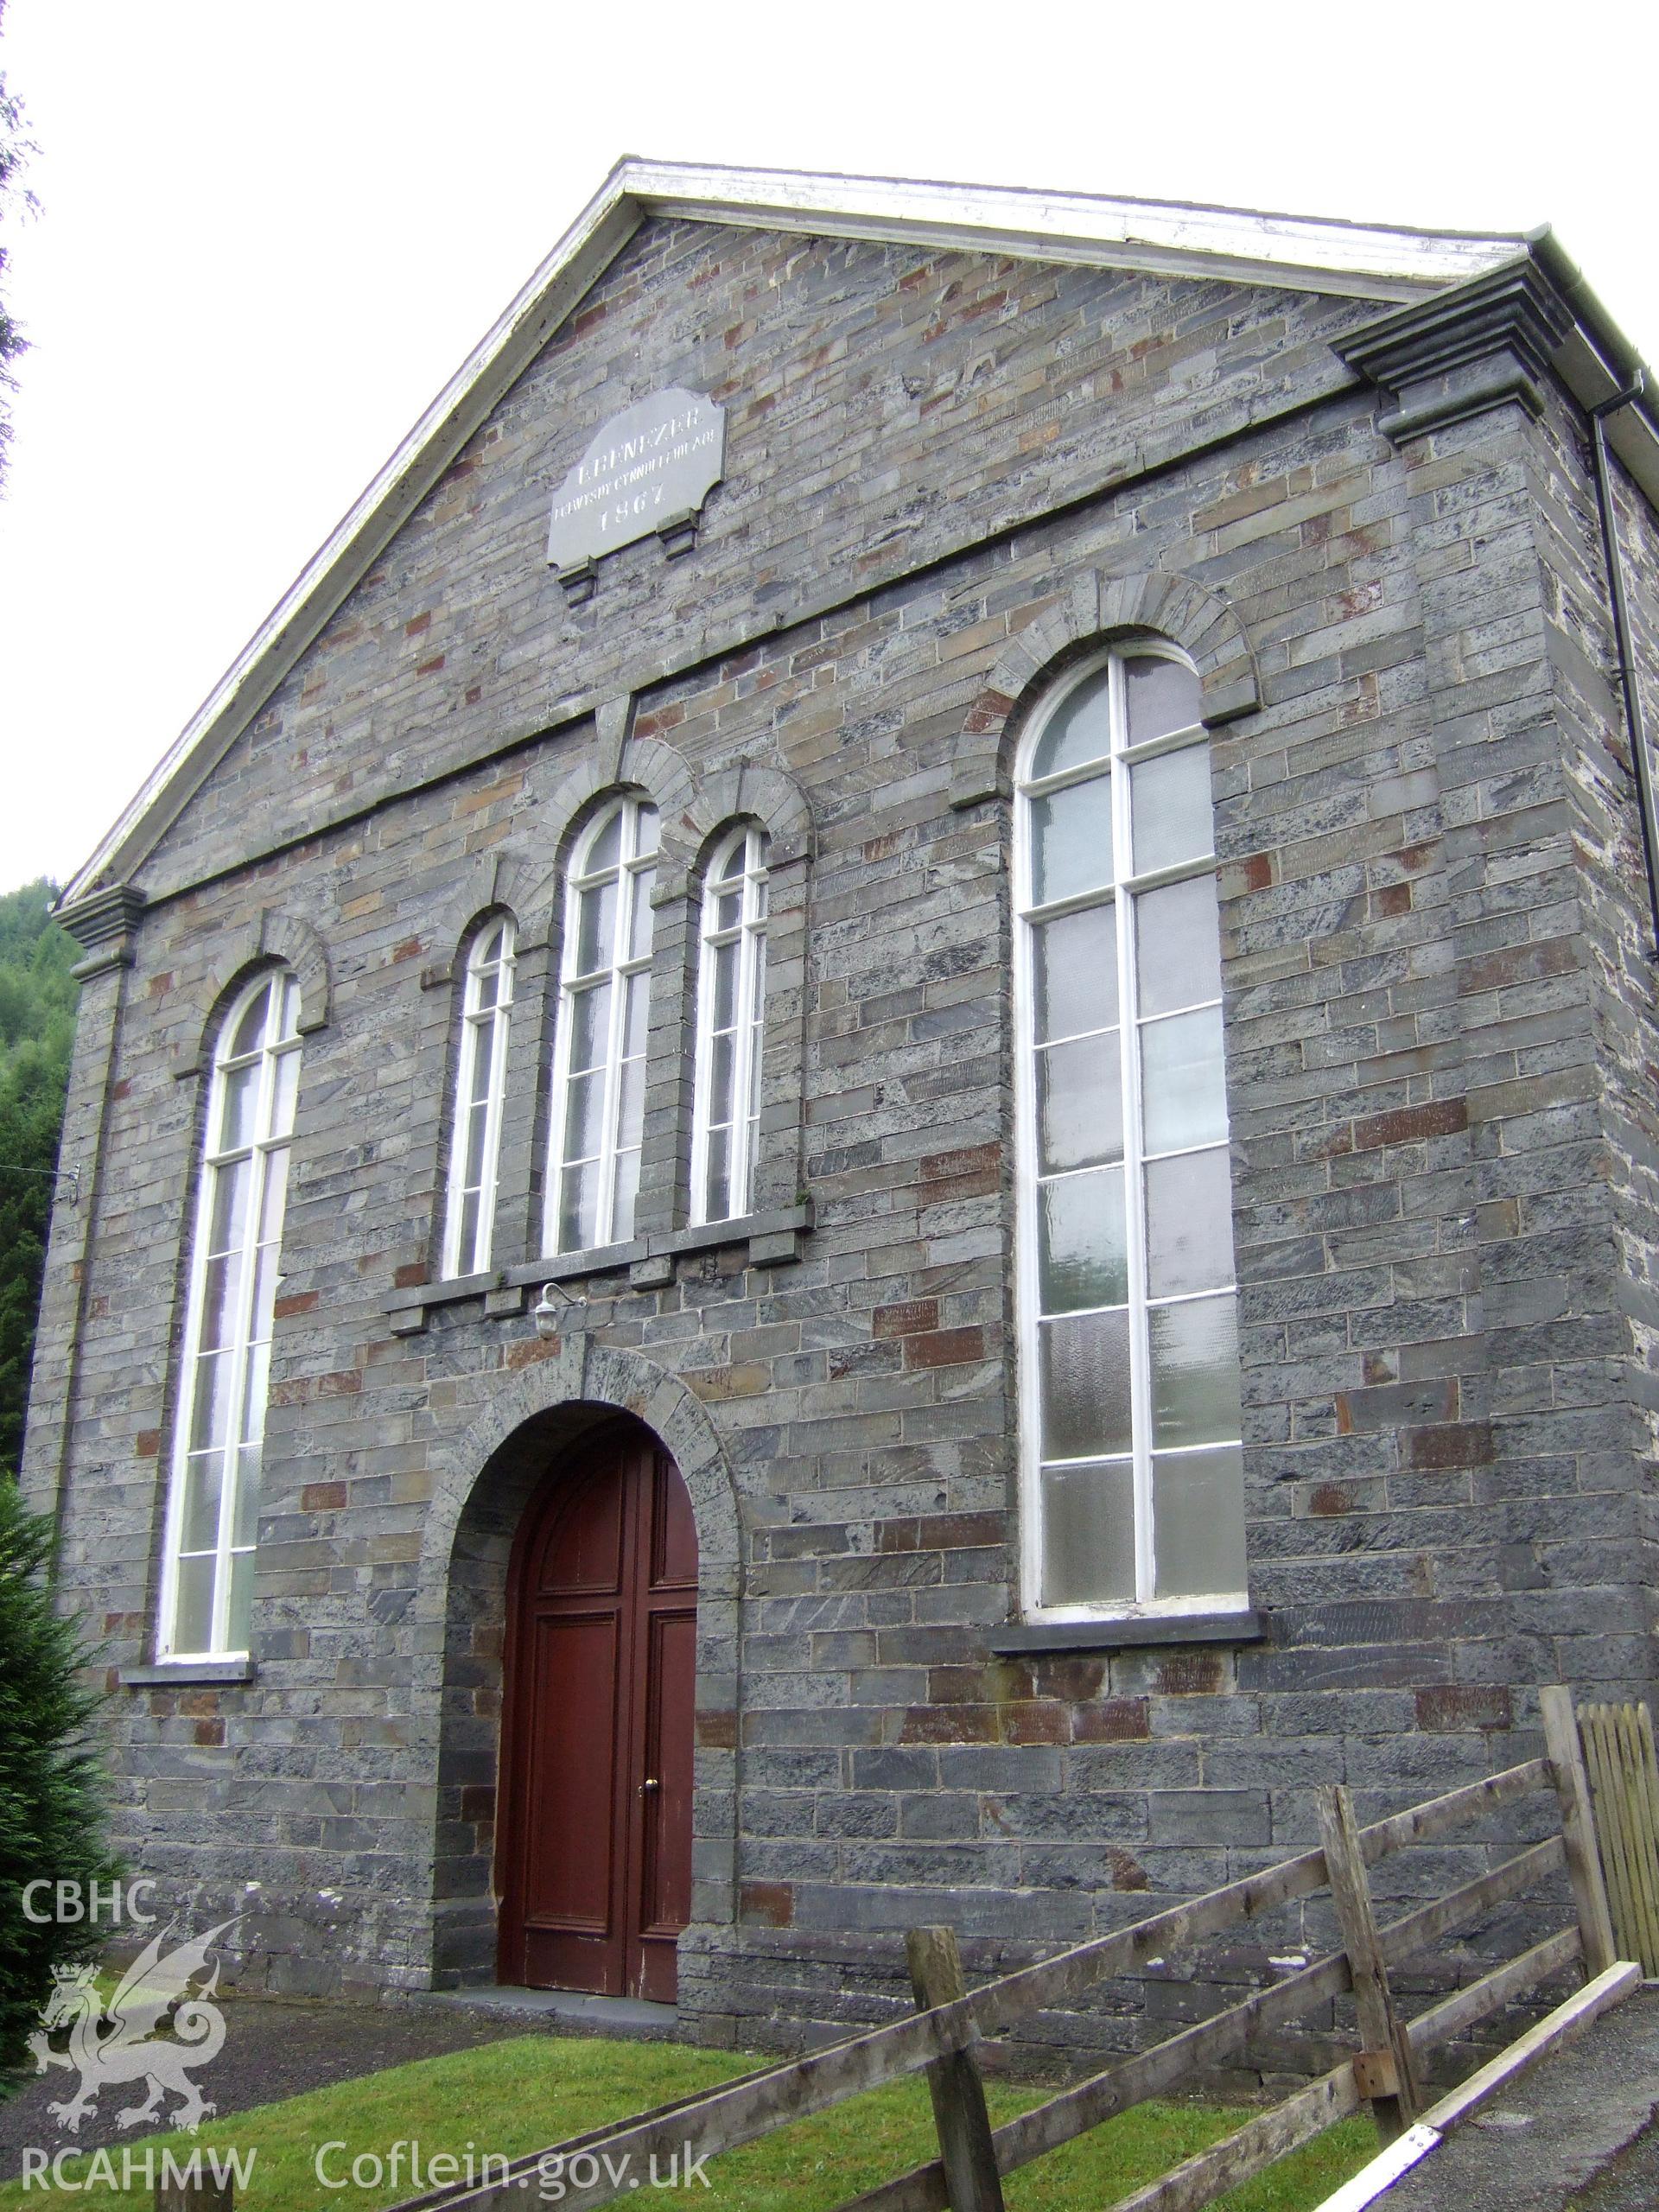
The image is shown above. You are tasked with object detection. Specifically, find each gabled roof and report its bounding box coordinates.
[62,158,1657,908]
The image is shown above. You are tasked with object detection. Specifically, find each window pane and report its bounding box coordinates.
[622,970,650,1059]
[172,1554,217,1655]
[238,1340,270,1445]
[226,1549,256,1651]
[569,982,611,1073]
[558,1158,600,1252]
[1153,1447,1246,1599]
[462,1096,490,1187]
[707,1033,735,1127]
[711,938,738,1030]
[232,1442,263,1549]
[1033,905,1117,1043]
[188,1350,234,1453]
[715,837,746,885]
[467,1020,496,1107]
[1145,1147,1235,1298]
[1135,874,1222,1017]
[1149,1294,1243,1447]
[633,803,660,857]
[1037,1030,1122,1173]
[1126,655,1202,747]
[207,1156,251,1255]
[612,1147,642,1243]
[218,1064,258,1154]
[628,868,656,961]
[257,1146,289,1246]
[583,809,622,874]
[180,1452,222,1554]
[615,1055,646,1153]
[561,1070,605,1162]
[1030,776,1114,906]
[270,1046,301,1139]
[714,887,742,933]
[1029,667,1114,781]
[1129,743,1213,876]
[1039,1167,1128,1314]
[249,1243,281,1338]
[227,985,272,1059]
[199,1253,242,1351]
[704,1126,731,1223]
[457,1186,481,1273]
[575,878,617,974]
[1039,1307,1132,1460]
[1141,1006,1226,1153]
[1039,1460,1135,1605]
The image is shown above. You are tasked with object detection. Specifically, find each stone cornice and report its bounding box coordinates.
[58,883,146,977]
[1336,258,1576,445]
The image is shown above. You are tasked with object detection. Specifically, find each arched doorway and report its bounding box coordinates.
[495,1416,697,2002]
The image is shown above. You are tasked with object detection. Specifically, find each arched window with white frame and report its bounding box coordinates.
[442,915,515,1278]
[692,823,769,1224]
[1014,645,1245,1618]
[546,794,659,1253]
[160,967,302,1658]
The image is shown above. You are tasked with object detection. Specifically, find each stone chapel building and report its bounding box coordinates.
[24,160,1659,2042]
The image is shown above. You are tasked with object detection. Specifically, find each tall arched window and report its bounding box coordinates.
[442,916,515,1277]
[1014,647,1244,1618]
[161,968,302,1657]
[692,824,769,1224]
[546,795,658,1253]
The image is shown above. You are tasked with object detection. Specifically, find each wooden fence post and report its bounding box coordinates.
[1540,1684,1618,1977]
[1315,1783,1421,2145]
[905,1925,1006,2212]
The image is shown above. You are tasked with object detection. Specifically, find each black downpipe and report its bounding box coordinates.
[1588,373,1659,957]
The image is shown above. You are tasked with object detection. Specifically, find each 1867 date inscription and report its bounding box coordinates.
[546,387,725,576]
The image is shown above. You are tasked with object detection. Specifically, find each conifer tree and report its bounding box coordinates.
[0,1477,118,2089]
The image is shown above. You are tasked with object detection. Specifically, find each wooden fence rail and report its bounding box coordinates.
[379,1688,1631,2212]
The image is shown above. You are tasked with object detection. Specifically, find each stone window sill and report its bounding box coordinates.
[987,1611,1265,1656]
[386,1204,812,1332]
[121,1657,256,1688]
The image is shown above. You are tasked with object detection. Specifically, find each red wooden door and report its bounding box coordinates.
[496,1421,697,2001]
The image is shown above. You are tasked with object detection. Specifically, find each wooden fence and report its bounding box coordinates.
[378,1684,1638,2212]
[1578,1700,1659,1976]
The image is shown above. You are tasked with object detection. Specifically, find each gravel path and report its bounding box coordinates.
[1376,1987,1659,2211]
[0,1995,510,2182]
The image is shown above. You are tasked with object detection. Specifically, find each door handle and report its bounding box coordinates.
[640,1777,661,1794]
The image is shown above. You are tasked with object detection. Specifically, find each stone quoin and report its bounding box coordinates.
[23,158,1659,2058]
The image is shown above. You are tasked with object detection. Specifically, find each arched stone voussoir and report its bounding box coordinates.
[658,759,815,894]
[186,906,333,1044]
[520,733,701,941]
[417,1335,744,1613]
[423,849,541,973]
[950,566,1262,810]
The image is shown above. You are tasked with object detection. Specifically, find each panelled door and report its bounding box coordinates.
[496,1419,697,2002]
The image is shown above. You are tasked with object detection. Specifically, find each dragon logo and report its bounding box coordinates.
[27,1918,237,2135]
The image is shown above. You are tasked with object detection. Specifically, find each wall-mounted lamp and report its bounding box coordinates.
[532,1279,582,1338]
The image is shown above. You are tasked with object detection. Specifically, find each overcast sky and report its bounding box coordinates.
[1,1,1656,900]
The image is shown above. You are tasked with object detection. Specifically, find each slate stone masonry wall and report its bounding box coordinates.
[23,217,1659,2053]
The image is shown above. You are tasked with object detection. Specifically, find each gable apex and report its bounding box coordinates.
[61,158,1655,909]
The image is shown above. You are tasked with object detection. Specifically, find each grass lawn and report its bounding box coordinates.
[0,2035,1376,2212]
